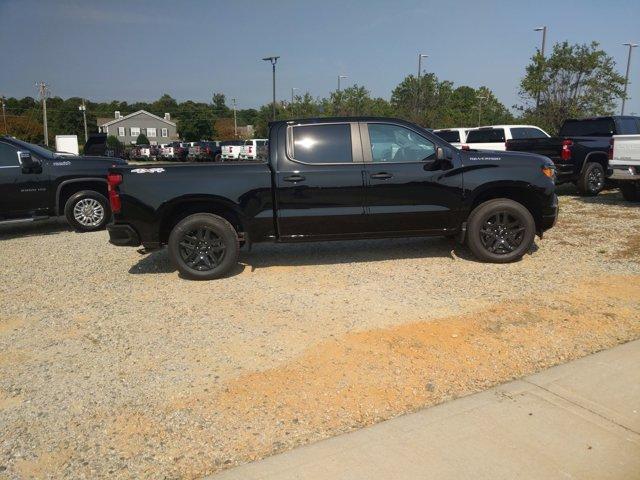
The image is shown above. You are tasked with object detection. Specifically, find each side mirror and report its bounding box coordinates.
[435,146,453,161]
[17,150,42,174]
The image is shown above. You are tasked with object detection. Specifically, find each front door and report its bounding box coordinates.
[361,122,463,234]
[0,141,49,219]
[274,122,367,238]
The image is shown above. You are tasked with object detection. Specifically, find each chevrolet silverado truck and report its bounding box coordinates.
[0,136,127,231]
[107,117,558,280]
[610,134,640,201]
[506,116,640,196]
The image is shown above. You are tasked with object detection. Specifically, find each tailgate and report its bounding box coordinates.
[507,137,563,159]
[611,135,640,167]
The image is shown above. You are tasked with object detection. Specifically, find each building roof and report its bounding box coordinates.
[98,110,176,127]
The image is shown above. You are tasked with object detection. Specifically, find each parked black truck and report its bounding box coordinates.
[506,116,640,196]
[107,117,558,279]
[0,136,127,231]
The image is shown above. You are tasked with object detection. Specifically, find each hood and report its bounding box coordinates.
[56,155,127,166]
[461,149,553,167]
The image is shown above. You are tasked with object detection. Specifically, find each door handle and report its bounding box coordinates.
[370,172,393,180]
[283,174,306,182]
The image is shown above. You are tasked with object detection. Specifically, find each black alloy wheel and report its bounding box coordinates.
[179,227,227,271]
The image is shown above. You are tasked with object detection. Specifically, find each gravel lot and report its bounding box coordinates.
[1,186,640,479]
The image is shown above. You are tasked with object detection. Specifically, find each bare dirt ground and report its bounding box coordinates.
[1,186,639,479]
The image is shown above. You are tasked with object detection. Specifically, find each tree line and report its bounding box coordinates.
[1,41,627,145]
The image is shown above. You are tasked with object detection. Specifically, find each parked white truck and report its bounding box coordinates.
[610,134,640,201]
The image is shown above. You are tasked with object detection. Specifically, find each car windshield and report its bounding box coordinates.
[559,119,615,137]
[9,138,56,159]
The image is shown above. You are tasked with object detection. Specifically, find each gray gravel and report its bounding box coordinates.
[0,185,639,479]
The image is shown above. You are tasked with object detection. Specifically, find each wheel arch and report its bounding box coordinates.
[158,196,244,245]
[56,178,108,215]
[467,184,544,231]
[581,151,608,172]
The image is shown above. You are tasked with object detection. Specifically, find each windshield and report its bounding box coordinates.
[9,138,56,159]
[434,130,460,143]
[559,119,615,137]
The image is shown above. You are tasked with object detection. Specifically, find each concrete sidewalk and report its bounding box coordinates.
[210,340,640,480]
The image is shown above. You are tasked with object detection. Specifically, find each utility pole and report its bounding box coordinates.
[534,26,547,110]
[36,81,49,145]
[79,99,88,142]
[416,54,428,118]
[262,56,279,121]
[291,87,298,104]
[477,95,487,126]
[337,75,348,92]
[1,96,7,135]
[621,42,638,115]
[231,98,237,138]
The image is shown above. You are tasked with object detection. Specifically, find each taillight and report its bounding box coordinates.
[229,147,233,152]
[461,145,470,151]
[107,172,123,213]
[249,146,253,153]
[608,138,614,160]
[561,139,573,161]
[505,140,512,150]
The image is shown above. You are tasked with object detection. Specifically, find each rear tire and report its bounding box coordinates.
[466,199,536,263]
[64,190,110,232]
[167,213,239,280]
[577,162,605,196]
[620,182,640,202]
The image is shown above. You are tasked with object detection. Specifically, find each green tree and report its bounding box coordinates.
[106,135,122,149]
[212,93,230,117]
[136,133,150,145]
[518,41,626,133]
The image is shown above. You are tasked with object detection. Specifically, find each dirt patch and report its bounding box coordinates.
[615,234,640,261]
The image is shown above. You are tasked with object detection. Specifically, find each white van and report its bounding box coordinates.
[239,139,268,160]
[464,125,550,151]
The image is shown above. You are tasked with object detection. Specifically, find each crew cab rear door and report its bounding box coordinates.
[360,121,463,233]
[274,121,366,238]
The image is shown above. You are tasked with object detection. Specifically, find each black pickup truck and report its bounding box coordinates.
[506,116,640,195]
[107,117,558,279]
[0,136,126,231]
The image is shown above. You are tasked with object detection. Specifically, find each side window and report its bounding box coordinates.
[617,118,639,134]
[367,123,435,163]
[526,128,548,139]
[0,142,19,167]
[290,124,352,164]
[511,128,528,140]
[466,128,506,143]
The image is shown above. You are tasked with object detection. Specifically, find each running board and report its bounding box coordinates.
[0,216,51,225]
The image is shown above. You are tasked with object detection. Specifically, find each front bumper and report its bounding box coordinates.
[540,193,559,231]
[107,223,141,247]
[609,165,640,181]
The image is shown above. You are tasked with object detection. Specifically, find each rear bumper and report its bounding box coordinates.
[609,165,640,181]
[107,223,141,247]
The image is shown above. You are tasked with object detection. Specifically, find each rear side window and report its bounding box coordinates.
[525,127,548,138]
[510,128,529,140]
[434,130,460,143]
[617,118,639,134]
[559,119,615,137]
[244,140,252,145]
[466,128,506,143]
[290,124,352,164]
[0,142,19,167]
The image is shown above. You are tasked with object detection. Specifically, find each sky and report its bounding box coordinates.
[0,0,639,114]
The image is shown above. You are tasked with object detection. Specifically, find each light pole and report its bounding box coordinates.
[534,26,547,110]
[291,87,298,104]
[621,42,638,115]
[231,98,237,138]
[337,75,348,92]
[36,81,49,146]
[78,100,88,142]
[262,56,280,120]
[416,54,428,117]
[1,96,7,134]
[477,95,487,126]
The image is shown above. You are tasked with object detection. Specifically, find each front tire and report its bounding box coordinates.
[466,199,536,263]
[167,213,239,280]
[577,162,605,196]
[64,190,110,232]
[620,182,640,202]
